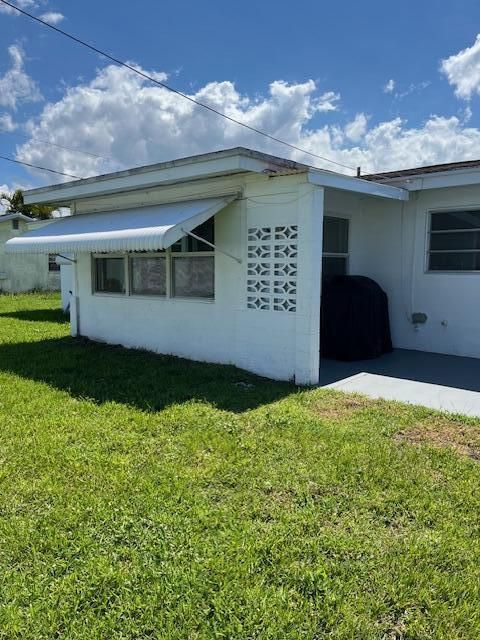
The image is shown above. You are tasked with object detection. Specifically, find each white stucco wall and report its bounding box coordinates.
[325,184,480,359]
[0,218,60,293]
[17,171,479,381]
[72,172,324,383]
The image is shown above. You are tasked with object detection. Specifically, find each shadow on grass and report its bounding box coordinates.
[0,309,67,324]
[0,336,296,413]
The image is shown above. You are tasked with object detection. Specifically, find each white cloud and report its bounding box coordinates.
[441,34,480,99]
[384,79,395,93]
[39,11,65,25]
[15,61,480,182]
[0,112,17,131]
[463,105,473,122]
[395,80,431,100]
[0,0,36,14]
[17,66,341,179]
[354,115,480,173]
[0,0,65,24]
[0,44,42,109]
[316,91,340,112]
[345,113,368,142]
[0,187,11,213]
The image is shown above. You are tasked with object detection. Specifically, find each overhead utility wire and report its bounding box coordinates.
[0,154,82,179]
[0,129,115,163]
[0,0,356,173]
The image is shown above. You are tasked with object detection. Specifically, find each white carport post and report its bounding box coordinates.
[294,183,324,385]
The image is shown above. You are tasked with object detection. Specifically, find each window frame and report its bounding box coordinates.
[170,248,215,300]
[128,252,168,298]
[426,208,480,274]
[48,254,61,272]
[92,253,129,296]
[91,248,215,301]
[322,215,350,277]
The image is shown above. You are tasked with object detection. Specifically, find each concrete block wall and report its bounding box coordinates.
[73,172,324,383]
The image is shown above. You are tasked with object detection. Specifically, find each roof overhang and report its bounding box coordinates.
[307,169,409,201]
[23,148,309,206]
[374,167,480,191]
[21,146,409,207]
[0,213,34,223]
[5,195,235,254]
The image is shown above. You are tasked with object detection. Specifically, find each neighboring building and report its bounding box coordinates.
[5,147,480,384]
[0,213,61,293]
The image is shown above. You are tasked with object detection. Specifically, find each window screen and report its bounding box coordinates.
[322,216,349,278]
[130,256,166,295]
[323,216,349,254]
[429,210,480,271]
[94,257,126,293]
[172,256,214,298]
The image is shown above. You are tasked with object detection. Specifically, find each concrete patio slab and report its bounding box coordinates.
[325,372,480,417]
[320,349,480,417]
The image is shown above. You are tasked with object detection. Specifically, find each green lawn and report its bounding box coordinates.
[0,293,479,639]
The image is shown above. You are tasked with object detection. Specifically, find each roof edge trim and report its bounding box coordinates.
[23,147,310,206]
[307,170,409,201]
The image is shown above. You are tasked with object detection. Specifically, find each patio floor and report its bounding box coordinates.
[320,349,480,417]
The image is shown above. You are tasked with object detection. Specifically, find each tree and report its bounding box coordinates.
[1,189,55,220]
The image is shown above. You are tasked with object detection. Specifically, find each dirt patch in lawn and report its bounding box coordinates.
[395,417,480,460]
[308,393,372,420]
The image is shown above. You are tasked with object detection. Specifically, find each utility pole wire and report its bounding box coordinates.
[0,154,82,179]
[1,129,115,163]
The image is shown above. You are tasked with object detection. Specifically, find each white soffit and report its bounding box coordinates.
[5,196,235,254]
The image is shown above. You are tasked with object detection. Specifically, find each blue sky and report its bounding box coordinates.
[2,0,480,191]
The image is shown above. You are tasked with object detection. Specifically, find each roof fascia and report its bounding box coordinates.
[0,213,32,223]
[23,154,304,206]
[307,169,409,201]
[379,167,480,191]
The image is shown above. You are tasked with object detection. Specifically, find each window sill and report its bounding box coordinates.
[425,270,480,275]
[92,292,215,303]
[92,291,126,297]
[170,296,215,304]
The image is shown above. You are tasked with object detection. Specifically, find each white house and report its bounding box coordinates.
[0,213,61,293]
[5,147,480,385]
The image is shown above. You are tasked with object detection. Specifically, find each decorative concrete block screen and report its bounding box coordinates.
[247,225,298,312]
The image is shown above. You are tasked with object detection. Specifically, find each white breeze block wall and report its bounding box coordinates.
[73,173,324,383]
[326,185,480,360]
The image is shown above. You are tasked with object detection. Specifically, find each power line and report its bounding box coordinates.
[0,129,115,163]
[0,0,356,173]
[0,154,82,179]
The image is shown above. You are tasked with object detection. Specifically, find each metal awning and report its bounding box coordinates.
[5,196,236,254]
